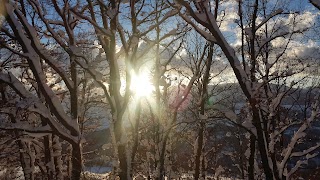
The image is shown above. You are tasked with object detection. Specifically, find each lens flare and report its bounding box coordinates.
[130,71,154,98]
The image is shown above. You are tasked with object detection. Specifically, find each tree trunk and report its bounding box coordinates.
[117,144,129,180]
[9,114,30,180]
[21,142,34,180]
[113,112,130,180]
[42,121,54,180]
[251,107,273,179]
[52,136,63,179]
[69,53,82,180]
[194,122,204,180]
[71,143,82,180]
[43,136,54,179]
[248,134,256,180]
[16,137,29,179]
[131,101,141,177]
[194,44,213,180]
[158,136,168,180]
[157,112,178,180]
[201,145,206,179]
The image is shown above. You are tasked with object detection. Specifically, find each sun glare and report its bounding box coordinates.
[130,72,154,98]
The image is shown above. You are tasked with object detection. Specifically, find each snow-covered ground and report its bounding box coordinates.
[81,171,110,180]
[84,166,112,174]
[0,166,241,180]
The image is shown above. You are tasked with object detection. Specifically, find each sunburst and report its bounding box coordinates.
[130,71,154,98]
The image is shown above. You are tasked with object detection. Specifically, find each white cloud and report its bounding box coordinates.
[218,0,238,32]
[287,39,320,60]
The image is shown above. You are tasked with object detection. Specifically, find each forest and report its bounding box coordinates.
[0,0,320,179]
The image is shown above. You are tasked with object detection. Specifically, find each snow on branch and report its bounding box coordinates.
[5,1,74,90]
[269,92,285,116]
[4,2,80,136]
[285,159,308,178]
[134,30,184,62]
[0,72,78,143]
[291,143,320,157]
[179,12,217,43]
[70,8,112,37]
[67,52,115,112]
[310,0,320,10]
[28,1,68,48]
[175,0,252,99]
[71,53,103,82]
[286,147,319,178]
[278,103,320,176]
[0,122,52,134]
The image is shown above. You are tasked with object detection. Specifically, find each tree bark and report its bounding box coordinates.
[248,134,256,180]
[114,111,130,180]
[43,135,54,180]
[117,144,129,180]
[71,143,82,180]
[251,107,273,179]
[194,123,205,180]
[194,44,213,180]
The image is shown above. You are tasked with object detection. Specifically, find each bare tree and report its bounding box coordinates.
[71,0,183,179]
[0,0,102,179]
[173,0,320,179]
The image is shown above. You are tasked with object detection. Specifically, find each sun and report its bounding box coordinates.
[130,71,154,98]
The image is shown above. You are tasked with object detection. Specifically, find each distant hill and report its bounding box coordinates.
[207,82,318,105]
